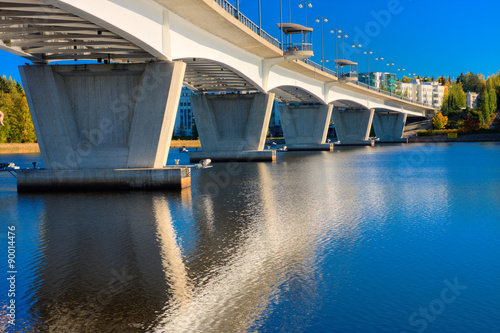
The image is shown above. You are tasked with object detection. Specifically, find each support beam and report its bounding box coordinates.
[331,108,375,146]
[18,62,190,191]
[189,93,276,162]
[278,104,333,151]
[372,111,408,143]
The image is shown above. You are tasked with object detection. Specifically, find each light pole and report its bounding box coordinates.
[364,50,372,85]
[279,0,283,47]
[397,67,405,80]
[375,57,384,73]
[288,0,291,22]
[340,33,348,59]
[352,44,361,73]
[258,0,261,36]
[330,28,341,72]
[298,0,312,26]
[316,16,328,70]
[386,62,394,92]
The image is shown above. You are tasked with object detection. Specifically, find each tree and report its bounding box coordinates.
[489,86,497,113]
[401,76,411,83]
[432,113,448,129]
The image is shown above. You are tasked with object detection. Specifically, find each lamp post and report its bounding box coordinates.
[258,0,261,36]
[386,62,394,92]
[316,16,328,70]
[364,50,372,85]
[340,33,348,59]
[288,0,291,22]
[279,0,283,47]
[375,57,384,73]
[397,67,405,80]
[298,0,312,26]
[330,28,341,72]
[352,44,361,73]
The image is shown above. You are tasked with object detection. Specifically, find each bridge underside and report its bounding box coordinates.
[0,0,155,63]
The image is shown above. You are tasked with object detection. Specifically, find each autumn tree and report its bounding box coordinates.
[432,113,448,129]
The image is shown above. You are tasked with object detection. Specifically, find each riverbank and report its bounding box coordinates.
[0,141,202,154]
[0,143,40,154]
[408,133,500,143]
[170,139,201,148]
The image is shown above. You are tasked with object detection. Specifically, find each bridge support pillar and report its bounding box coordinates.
[373,112,408,143]
[331,108,375,146]
[18,62,190,191]
[278,104,334,151]
[189,93,276,162]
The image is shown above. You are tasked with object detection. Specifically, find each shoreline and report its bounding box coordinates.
[0,141,203,154]
[0,143,40,154]
[408,133,500,143]
[2,134,500,155]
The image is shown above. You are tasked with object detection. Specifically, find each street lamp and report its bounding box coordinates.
[340,33,348,59]
[364,50,372,85]
[298,0,312,26]
[397,67,406,80]
[375,57,384,73]
[386,62,395,92]
[315,16,328,70]
[352,44,361,73]
[330,28,342,72]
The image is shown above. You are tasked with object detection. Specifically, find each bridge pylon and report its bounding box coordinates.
[18,62,190,191]
[278,104,334,151]
[189,93,276,162]
[372,111,408,143]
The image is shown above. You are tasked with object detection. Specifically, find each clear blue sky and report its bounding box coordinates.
[1,0,499,84]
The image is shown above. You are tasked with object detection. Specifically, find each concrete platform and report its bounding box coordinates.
[17,168,191,192]
[335,140,375,147]
[286,143,334,151]
[189,150,276,163]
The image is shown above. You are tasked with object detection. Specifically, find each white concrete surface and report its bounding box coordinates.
[20,62,185,170]
[332,108,375,144]
[278,104,333,146]
[372,112,407,142]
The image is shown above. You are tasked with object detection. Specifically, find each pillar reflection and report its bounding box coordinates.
[29,191,190,332]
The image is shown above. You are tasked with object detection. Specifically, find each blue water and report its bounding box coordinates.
[1,143,500,332]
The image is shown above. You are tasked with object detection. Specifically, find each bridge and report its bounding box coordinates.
[0,0,435,191]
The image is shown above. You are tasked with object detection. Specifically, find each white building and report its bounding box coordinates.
[466,92,478,109]
[399,79,444,108]
[358,72,397,91]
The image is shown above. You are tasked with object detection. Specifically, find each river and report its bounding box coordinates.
[1,143,499,332]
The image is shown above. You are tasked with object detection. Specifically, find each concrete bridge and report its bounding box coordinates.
[0,0,435,190]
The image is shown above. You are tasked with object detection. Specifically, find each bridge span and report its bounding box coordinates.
[0,0,435,190]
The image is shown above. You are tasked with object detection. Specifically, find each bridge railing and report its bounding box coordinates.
[283,43,312,52]
[300,59,337,77]
[213,0,434,107]
[353,81,434,107]
[214,0,282,49]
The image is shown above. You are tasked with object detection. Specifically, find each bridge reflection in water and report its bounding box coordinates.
[24,154,375,332]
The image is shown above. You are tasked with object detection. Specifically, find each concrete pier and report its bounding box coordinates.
[278,104,334,151]
[190,93,275,162]
[373,112,408,143]
[331,108,375,146]
[19,62,189,191]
